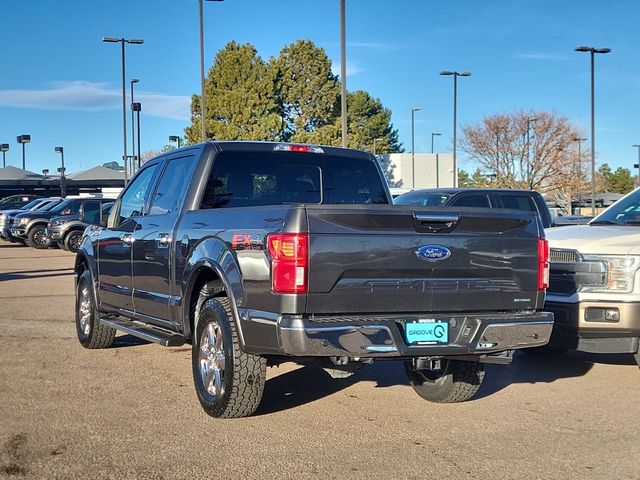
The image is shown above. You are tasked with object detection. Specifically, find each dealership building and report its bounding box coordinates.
[377,153,455,192]
[0,165,124,199]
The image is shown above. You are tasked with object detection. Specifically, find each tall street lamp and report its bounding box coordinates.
[431,132,441,154]
[103,37,144,184]
[411,107,421,189]
[130,78,139,172]
[573,137,587,209]
[575,45,611,216]
[16,135,30,170]
[199,0,224,143]
[440,71,471,187]
[54,147,66,198]
[133,102,142,170]
[340,0,348,148]
[0,144,8,168]
[372,137,383,155]
[633,144,640,187]
[169,136,183,149]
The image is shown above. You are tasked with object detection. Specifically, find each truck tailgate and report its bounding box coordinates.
[305,205,543,314]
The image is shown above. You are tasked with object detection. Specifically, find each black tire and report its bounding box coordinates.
[27,225,51,249]
[192,297,266,418]
[75,270,116,349]
[405,359,485,403]
[64,230,83,253]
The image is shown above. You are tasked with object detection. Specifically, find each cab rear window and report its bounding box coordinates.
[200,151,389,209]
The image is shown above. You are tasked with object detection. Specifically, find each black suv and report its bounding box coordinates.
[394,188,554,228]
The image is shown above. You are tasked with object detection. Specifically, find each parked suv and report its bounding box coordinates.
[394,188,554,228]
[48,200,113,253]
[0,198,62,242]
[12,198,89,248]
[0,194,39,210]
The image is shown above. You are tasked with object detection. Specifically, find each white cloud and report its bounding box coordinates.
[0,81,191,120]
[331,60,363,78]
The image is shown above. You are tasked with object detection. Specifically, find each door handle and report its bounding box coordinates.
[122,233,133,247]
[156,233,171,248]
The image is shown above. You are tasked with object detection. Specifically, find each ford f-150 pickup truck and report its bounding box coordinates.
[74,141,553,418]
[545,187,640,366]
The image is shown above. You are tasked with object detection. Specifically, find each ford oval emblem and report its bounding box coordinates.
[415,245,451,262]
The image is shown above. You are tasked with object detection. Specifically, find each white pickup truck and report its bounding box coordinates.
[544,188,640,366]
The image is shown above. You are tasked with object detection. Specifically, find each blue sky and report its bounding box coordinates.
[1,0,639,176]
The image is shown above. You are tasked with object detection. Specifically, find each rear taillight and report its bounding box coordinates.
[267,233,308,294]
[538,238,549,291]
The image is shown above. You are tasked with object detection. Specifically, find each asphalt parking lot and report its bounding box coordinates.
[0,241,639,480]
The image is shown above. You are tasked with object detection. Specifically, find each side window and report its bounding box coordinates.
[114,164,159,225]
[450,194,490,208]
[148,156,194,215]
[81,201,102,225]
[499,194,537,212]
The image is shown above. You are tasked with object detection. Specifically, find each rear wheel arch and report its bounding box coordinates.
[184,263,244,346]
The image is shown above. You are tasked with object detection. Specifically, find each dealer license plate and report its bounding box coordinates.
[405,320,449,345]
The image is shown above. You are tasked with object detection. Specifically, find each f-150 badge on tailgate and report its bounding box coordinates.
[415,245,451,262]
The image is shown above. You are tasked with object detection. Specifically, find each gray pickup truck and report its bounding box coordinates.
[75,141,553,418]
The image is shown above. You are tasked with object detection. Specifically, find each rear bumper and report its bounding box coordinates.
[545,300,640,354]
[239,310,554,358]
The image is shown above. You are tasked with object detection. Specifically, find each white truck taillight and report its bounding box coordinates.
[267,233,308,294]
[538,238,550,291]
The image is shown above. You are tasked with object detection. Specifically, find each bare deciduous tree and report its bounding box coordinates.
[461,111,589,208]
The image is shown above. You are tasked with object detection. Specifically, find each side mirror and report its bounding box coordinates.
[79,201,103,226]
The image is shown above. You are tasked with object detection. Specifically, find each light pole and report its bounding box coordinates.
[575,45,611,216]
[130,78,139,173]
[0,144,8,168]
[133,102,142,170]
[54,147,66,197]
[103,37,144,184]
[411,107,421,189]
[169,136,183,149]
[16,135,30,170]
[440,71,471,187]
[633,144,640,188]
[340,0,348,148]
[431,132,441,154]
[372,137,383,155]
[573,137,586,209]
[199,0,224,143]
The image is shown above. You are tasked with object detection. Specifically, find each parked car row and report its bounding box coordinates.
[0,196,112,253]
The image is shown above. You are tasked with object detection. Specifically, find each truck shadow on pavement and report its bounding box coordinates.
[476,350,636,399]
[257,351,637,414]
[256,361,408,416]
[113,334,150,348]
[0,268,74,281]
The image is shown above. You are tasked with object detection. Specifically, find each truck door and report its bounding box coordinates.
[131,155,195,324]
[97,163,159,313]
